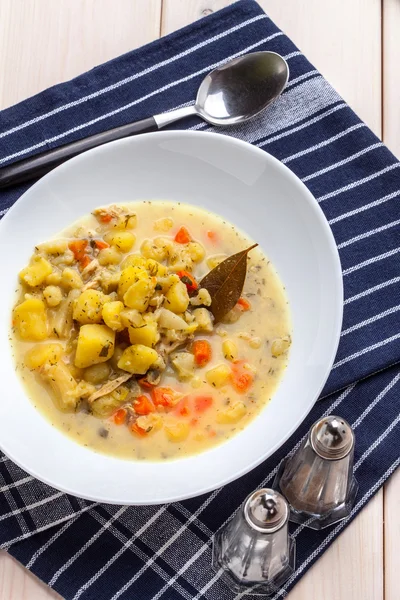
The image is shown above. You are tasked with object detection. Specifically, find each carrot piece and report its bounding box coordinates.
[138,377,156,389]
[134,395,156,415]
[192,340,212,367]
[94,239,109,250]
[151,387,176,407]
[68,240,88,263]
[207,231,218,243]
[130,422,147,437]
[79,255,92,270]
[237,297,251,311]
[174,397,191,417]
[174,227,191,244]
[100,213,113,223]
[194,395,213,413]
[177,270,198,292]
[113,408,127,425]
[231,360,254,394]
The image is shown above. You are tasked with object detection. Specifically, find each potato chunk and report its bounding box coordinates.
[98,247,122,266]
[140,237,172,262]
[103,231,135,253]
[117,344,158,375]
[61,267,83,290]
[102,300,124,331]
[75,324,115,368]
[165,421,190,443]
[118,266,147,297]
[83,362,111,384]
[13,298,48,341]
[25,343,63,369]
[91,394,124,418]
[73,289,107,324]
[217,400,247,424]
[128,318,159,347]
[40,361,78,411]
[19,256,52,287]
[222,340,238,362]
[123,276,156,312]
[206,364,231,388]
[165,280,189,313]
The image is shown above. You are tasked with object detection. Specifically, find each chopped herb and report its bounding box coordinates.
[99,343,111,357]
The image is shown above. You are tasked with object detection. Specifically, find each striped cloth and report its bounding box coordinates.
[0,1,399,598]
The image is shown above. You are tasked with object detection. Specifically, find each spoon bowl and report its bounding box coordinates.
[196,51,289,126]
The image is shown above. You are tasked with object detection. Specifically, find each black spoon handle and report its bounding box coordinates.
[0,116,158,189]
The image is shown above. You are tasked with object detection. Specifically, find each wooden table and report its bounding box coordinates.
[0,1,399,598]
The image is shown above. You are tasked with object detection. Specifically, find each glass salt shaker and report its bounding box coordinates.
[275,415,358,529]
[212,488,295,595]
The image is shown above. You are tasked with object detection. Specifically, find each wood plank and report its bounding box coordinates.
[0,0,162,110]
[291,493,384,600]
[0,4,162,598]
[382,2,400,598]
[161,2,384,600]
[384,471,400,600]
[0,552,61,600]
[383,0,400,158]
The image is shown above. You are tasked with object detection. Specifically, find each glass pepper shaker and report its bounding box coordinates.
[275,415,358,529]
[212,488,295,595]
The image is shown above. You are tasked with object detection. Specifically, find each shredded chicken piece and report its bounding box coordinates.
[81,258,99,278]
[157,335,193,357]
[88,373,132,403]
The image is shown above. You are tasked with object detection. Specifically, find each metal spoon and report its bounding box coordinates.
[0,51,288,189]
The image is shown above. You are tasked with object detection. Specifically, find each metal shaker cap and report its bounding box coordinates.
[310,416,354,460]
[244,488,289,533]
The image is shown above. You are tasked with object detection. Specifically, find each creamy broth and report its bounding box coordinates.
[11,202,291,460]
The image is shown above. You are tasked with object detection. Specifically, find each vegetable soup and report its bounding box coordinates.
[11,202,291,461]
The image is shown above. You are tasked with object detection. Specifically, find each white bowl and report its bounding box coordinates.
[0,131,342,504]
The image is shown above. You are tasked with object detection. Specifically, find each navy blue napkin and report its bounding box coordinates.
[0,1,399,599]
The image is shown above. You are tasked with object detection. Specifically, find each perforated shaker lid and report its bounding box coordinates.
[244,488,289,533]
[310,416,354,460]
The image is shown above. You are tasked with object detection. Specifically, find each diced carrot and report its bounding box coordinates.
[79,255,92,270]
[194,395,213,413]
[113,408,127,425]
[100,213,113,223]
[174,227,191,244]
[192,340,212,367]
[237,297,251,311]
[94,239,109,250]
[134,395,156,415]
[151,387,176,408]
[130,422,147,437]
[207,231,218,243]
[177,270,198,293]
[69,240,88,263]
[174,397,191,417]
[138,377,156,389]
[231,360,254,394]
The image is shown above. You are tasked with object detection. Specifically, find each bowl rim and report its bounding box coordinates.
[0,130,343,504]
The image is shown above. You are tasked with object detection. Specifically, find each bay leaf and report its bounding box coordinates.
[200,244,258,322]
